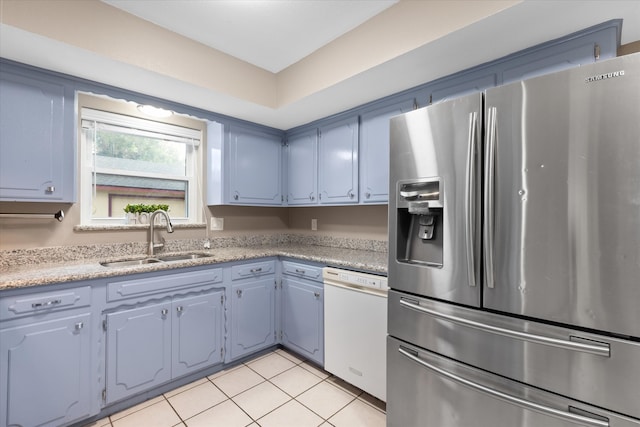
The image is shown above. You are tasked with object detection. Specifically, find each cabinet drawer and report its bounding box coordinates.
[231,260,275,280]
[0,286,91,320]
[107,268,223,302]
[282,261,323,283]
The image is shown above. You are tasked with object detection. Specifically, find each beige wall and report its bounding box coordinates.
[619,40,640,56]
[0,202,386,250]
[287,205,388,241]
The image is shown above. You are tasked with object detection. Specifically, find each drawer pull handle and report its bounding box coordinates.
[250,267,263,273]
[314,292,320,298]
[31,299,62,308]
[176,306,183,313]
[399,297,610,357]
[295,268,306,274]
[75,322,84,331]
[161,309,168,316]
[398,346,609,427]
[237,289,243,298]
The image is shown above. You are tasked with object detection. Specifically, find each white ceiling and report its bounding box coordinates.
[102,0,398,73]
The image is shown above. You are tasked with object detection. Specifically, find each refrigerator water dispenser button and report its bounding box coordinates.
[419,215,436,240]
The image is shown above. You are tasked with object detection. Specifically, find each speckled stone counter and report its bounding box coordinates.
[0,235,388,291]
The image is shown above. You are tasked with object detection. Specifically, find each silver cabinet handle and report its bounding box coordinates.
[161,309,168,316]
[365,192,371,199]
[295,268,306,274]
[484,107,497,289]
[399,298,610,357]
[45,186,55,193]
[32,299,61,308]
[314,292,320,299]
[176,306,183,313]
[398,346,609,427]
[465,111,478,288]
[236,289,243,298]
[233,194,239,200]
[348,190,355,199]
[250,267,262,273]
[75,322,84,331]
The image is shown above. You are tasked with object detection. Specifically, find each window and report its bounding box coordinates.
[80,107,203,225]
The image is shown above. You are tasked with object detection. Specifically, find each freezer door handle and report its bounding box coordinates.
[399,297,610,357]
[398,346,610,427]
[465,111,478,287]
[483,107,497,288]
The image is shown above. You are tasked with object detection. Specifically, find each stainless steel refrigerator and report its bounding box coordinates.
[387,52,640,427]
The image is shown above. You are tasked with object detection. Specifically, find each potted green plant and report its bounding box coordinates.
[124,204,169,224]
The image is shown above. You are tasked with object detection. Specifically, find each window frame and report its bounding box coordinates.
[79,107,203,226]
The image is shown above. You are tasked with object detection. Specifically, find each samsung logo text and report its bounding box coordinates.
[585,70,625,83]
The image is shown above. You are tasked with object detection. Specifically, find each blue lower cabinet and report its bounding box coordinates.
[105,302,172,404]
[281,276,324,365]
[230,278,276,360]
[105,289,225,404]
[0,313,92,427]
[172,291,224,377]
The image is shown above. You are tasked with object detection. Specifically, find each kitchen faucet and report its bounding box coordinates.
[148,210,173,256]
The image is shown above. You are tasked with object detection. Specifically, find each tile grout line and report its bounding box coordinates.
[104,349,384,427]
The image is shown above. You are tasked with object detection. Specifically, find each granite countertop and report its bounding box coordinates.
[0,241,388,291]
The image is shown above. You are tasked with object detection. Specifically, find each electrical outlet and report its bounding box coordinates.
[210,217,224,231]
[311,218,317,231]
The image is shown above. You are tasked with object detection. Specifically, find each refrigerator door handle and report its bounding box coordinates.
[398,346,610,427]
[465,111,478,287]
[484,107,497,288]
[399,297,610,357]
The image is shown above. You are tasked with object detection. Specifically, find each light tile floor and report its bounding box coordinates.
[83,348,386,427]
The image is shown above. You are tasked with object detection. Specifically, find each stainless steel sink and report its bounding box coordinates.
[156,253,212,262]
[100,252,212,267]
[100,258,163,267]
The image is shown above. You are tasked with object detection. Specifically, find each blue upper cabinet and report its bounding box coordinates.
[417,20,620,107]
[286,128,318,205]
[0,67,75,202]
[226,125,283,205]
[359,98,415,204]
[500,23,619,84]
[318,116,359,204]
[418,68,499,107]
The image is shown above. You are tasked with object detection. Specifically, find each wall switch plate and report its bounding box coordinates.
[210,217,224,231]
[311,218,317,231]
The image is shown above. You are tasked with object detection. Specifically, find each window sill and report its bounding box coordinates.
[73,223,206,232]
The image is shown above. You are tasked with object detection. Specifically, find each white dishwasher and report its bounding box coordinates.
[323,267,388,402]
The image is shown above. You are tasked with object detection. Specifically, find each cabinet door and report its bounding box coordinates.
[286,129,318,205]
[501,27,617,84]
[281,277,324,365]
[0,314,91,427]
[230,278,276,360]
[318,117,359,204]
[172,290,224,377]
[227,125,283,205]
[105,302,172,404]
[0,71,70,202]
[360,99,415,204]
